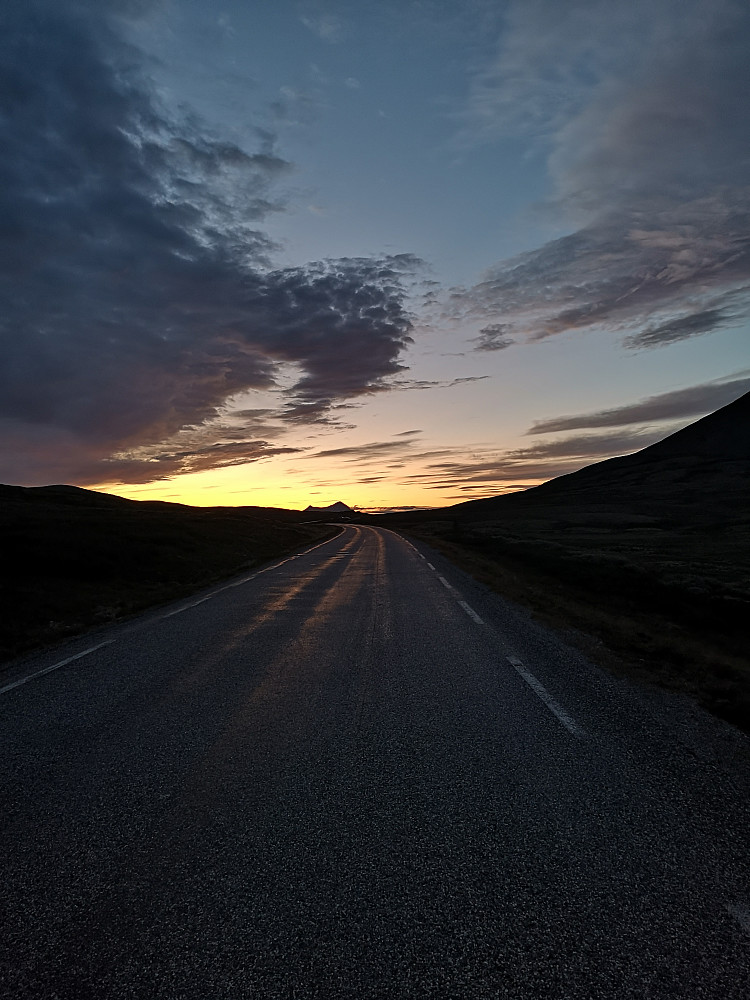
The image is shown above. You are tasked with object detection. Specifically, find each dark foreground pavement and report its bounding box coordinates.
[1,525,749,998]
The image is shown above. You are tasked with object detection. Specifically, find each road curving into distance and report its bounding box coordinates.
[1,525,749,998]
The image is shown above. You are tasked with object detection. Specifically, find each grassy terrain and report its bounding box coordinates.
[370,395,750,731]
[0,485,337,663]
[379,504,750,732]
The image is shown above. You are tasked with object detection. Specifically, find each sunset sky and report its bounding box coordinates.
[2,0,749,510]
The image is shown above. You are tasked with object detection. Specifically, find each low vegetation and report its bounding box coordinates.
[0,485,337,662]
[374,503,750,732]
[372,394,750,732]
[3,397,748,731]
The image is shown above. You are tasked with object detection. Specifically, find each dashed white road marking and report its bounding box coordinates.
[506,655,586,737]
[0,641,114,697]
[359,529,586,736]
[727,904,750,934]
[458,600,484,625]
[390,531,485,628]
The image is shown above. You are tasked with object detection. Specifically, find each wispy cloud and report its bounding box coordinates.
[294,372,741,502]
[388,376,490,391]
[312,439,416,461]
[473,324,515,352]
[509,429,666,461]
[527,373,750,434]
[623,306,739,349]
[454,0,750,350]
[406,374,747,497]
[300,11,344,42]
[397,424,680,499]
[101,440,303,484]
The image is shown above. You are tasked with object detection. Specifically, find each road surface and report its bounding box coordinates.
[1,525,749,998]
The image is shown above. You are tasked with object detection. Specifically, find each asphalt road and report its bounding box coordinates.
[1,525,749,998]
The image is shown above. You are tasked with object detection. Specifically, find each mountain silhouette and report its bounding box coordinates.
[303,501,353,513]
[451,389,750,519]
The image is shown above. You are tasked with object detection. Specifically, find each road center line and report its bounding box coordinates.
[0,641,115,697]
[506,655,586,738]
[426,562,435,570]
[438,576,451,588]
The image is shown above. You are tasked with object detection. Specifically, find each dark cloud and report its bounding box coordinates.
[305,435,457,474]
[410,456,586,488]
[507,429,664,461]
[0,407,304,486]
[473,324,515,352]
[387,376,490,391]
[312,440,414,462]
[458,216,750,347]
[96,440,303,485]
[457,0,750,350]
[527,374,750,434]
[0,3,418,485]
[624,307,738,349]
[397,425,672,496]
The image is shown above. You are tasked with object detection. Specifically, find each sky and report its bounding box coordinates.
[1,0,749,511]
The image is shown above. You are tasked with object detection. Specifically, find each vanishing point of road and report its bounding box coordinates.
[1,525,749,998]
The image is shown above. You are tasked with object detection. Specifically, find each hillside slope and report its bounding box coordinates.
[378,392,749,728]
[454,390,750,519]
[0,485,334,661]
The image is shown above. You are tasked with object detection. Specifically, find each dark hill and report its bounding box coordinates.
[0,483,137,508]
[453,390,750,519]
[376,391,750,729]
[0,485,335,661]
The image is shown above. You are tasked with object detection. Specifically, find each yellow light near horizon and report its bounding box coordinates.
[90,442,538,511]
[94,468,529,510]
[95,462,318,509]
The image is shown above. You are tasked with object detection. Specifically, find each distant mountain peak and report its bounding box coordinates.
[303,500,353,512]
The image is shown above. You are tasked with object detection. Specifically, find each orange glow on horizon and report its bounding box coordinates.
[90,460,536,511]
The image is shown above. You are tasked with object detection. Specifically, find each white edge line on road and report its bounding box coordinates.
[384,530,583,731]
[507,655,586,738]
[458,600,484,625]
[726,904,750,934]
[1,530,349,698]
[160,530,345,619]
[0,641,115,697]
[393,532,486,628]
